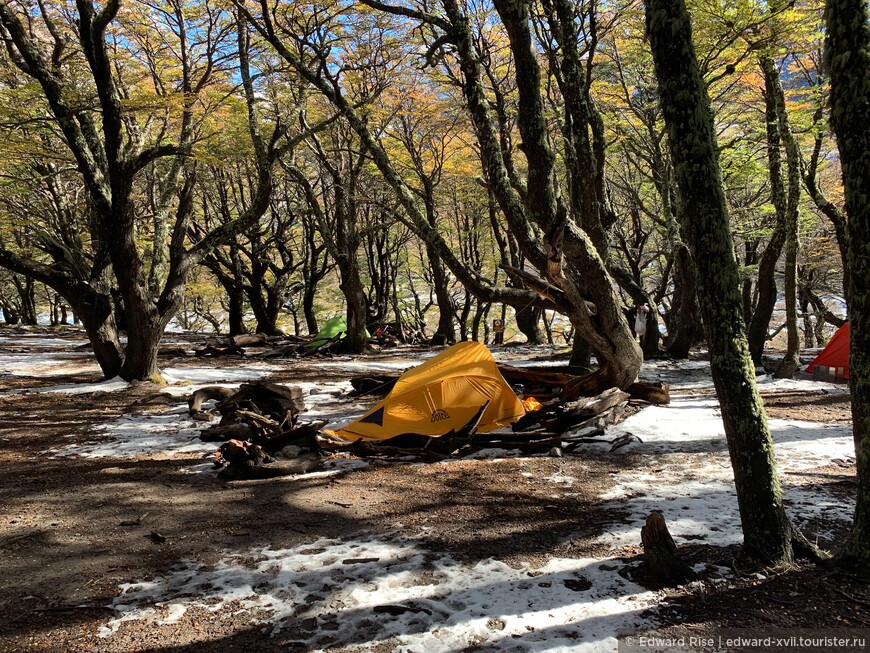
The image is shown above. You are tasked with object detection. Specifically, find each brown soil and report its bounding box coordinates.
[0,332,865,652]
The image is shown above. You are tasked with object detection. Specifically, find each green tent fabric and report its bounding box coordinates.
[306,317,370,348]
[307,316,348,348]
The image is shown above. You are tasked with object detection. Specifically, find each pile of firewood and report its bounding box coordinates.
[189,365,669,474]
[192,382,323,479]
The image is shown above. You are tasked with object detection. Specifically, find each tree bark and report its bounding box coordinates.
[647,0,796,563]
[665,244,699,359]
[427,242,456,345]
[825,0,870,571]
[761,57,802,378]
[641,511,695,586]
[515,305,544,344]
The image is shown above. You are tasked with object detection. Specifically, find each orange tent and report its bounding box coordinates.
[807,322,850,380]
[335,341,525,441]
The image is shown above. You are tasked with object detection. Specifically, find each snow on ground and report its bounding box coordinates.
[595,394,855,549]
[0,349,96,379]
[161,364,282,388]
[4,336,858,651]
[42,406,214,459]
[99,535,661,653]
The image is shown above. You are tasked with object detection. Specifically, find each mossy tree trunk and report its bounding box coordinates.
[665,243,700,358]
[825,0,870,572]
[646,0,796,563]
[762,56,803,378]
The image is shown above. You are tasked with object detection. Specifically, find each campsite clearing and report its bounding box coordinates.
[0,330,866,652]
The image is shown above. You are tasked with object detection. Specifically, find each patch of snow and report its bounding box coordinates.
[543,473,577,487]
[45,409,214,459]
[99,535,662,652]
[161,364,281,387]
[597,395,856,548]
[0,351,97,379]
[755,375,849,394]
[2,376,130,397]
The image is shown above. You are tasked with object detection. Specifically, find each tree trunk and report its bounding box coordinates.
[515,304,544,344]
[641,511,695,586]
[2,306,19,324]
[747,222,786,363]
[226,285,246,336]
[570,335,591,369]
[825,0,870,571]
[119,306,163,381]
[762,56,802,378]
[748,59,791,365]
[13,275,37,325]
[303,285,318,337]
[64,284,124,379]
[647,0,796,563]
[71,291,124,379]
[665,244,699,359]
[427,243,456,346]
[612,266,661,359]
[338,259,369,354]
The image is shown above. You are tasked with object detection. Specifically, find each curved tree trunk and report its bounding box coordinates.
[12,275,37,325]
[647,0,797,563]
[226,286,246,336]
[71,295,123,378]
[303,285,318,337]
[0,250,123,378]
[761,56,802,378]
[747,222,786,363]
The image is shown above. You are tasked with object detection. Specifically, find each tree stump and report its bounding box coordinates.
[641,511,696,586]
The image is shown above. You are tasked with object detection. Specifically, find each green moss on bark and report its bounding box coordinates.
[825,0,870,572]
[646,0,795,563]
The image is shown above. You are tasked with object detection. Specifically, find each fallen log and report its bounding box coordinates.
[261,421,324,456]
[627,382,670,405]
[215,382,305,425]
[216,439,321,479]
[229,333,271,347]
[559,368,613,402]
[496,364,576,393]
[194,343,244,357]
[514,388,630,433]
[198,382,306,444]
[200,423,253,442]
[159,345,190,357]
[188,386,236,414]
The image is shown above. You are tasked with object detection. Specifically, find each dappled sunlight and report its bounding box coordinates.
[98,534,662,652]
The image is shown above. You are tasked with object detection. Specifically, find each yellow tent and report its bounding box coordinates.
[335,341,525,441]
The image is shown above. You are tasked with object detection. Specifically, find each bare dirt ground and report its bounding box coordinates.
[0,331,866,652]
